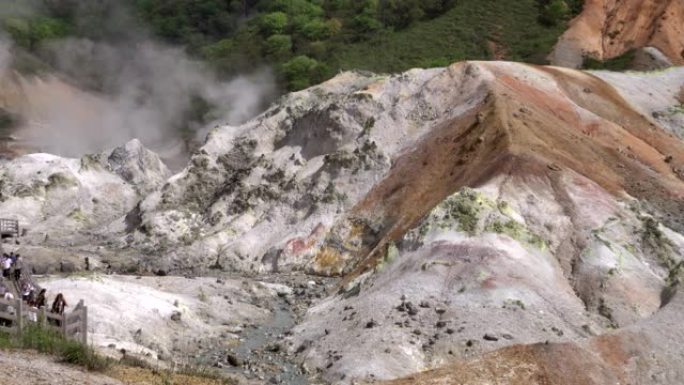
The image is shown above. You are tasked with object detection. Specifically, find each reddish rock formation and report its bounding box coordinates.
[315,61,684,279]
[550,0,684,67]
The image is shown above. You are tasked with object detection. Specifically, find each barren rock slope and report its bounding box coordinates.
[2,61,683,384]
[117,62,684,383]
[0,139,169,245]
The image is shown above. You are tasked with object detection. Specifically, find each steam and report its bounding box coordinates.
[0,2,276,169]
[0,38,10,73]
[20,38,274,167]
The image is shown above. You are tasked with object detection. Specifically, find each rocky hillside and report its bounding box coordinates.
[0,139,169,247]
[550,0,684,68]
[1,61,683,384]
[127,62,684,275]
[376,290,684,385]
[122,62,683,383]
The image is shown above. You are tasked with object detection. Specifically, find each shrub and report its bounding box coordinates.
[583,50,636,71]
[537,0,570,27]
[300,18,332,40]
[259,12,288,35]
[265,34,293,59]
[281,55,328,90]
[265,0,325,18]
[2,17,69,50]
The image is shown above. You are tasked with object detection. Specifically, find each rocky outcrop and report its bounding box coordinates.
[549,0,684,68]
[0,139,169,244]
[100,138,170,195]
[632,46,674,71]
[377,290,684,385]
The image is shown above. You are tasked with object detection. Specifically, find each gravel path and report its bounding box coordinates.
[0,350,123,385]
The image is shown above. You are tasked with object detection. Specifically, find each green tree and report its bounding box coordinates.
[2,17,69,50]
[31,17,70,42]
[378,0,424,30]
[264,0,324,18]
[136,0,238,45]
[300,18,332,40]
[3,18,31,48]
[201,38,235,59]
[281,55,327,90]
[265,34,293,59]
[259,12,288,35]
[538,0,570,26]
[419,0,457,17]
[349,0,382,37]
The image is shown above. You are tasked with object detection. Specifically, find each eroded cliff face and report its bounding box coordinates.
[549,0,684,68]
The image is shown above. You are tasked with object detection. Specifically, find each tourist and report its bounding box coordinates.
[0,290,11,327]
[35,288,47,309]
[50,293,67,327]
[27,287,36,306]
[28,307,38,322]
[21,281,32,301]
[1,254,11,278]
[51,293,67,315]
[27,288,38,323]
[13,254,22,281]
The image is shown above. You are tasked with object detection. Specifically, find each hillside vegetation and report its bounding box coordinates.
[1,0,582,91]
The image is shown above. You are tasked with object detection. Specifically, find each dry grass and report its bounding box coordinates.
[108,366,236,385]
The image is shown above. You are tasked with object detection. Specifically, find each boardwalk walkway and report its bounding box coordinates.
[0,218,88,344]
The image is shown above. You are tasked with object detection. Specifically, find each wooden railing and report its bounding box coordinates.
[0,219,18,238]
[0,297,88,345]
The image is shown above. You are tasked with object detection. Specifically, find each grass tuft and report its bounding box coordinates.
[1,323,111,371]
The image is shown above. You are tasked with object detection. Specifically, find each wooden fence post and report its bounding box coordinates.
[16,299,22,334]
[61,313,67,338]
[81,306,88,345]
[38,306,47,329]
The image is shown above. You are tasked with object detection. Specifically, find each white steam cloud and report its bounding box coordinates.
[0,2,276,169]
[0,38,11,73]
[18,38,274,167]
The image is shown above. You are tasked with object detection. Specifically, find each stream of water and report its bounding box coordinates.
[211,296,310,385]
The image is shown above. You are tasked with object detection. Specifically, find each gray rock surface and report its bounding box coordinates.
[3,61,684,385]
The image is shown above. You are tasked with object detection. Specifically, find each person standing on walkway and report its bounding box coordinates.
[50,293,67,326]
[51,293,67,315]
[2,254,11,279]
[35,288,47,309]
[13,254,22,281]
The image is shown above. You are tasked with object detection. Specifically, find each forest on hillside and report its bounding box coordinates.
[1,0,582,91]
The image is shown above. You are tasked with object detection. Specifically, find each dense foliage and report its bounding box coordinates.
[1,0,584,91]
[583,49,637,71]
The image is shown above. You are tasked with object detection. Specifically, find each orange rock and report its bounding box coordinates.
[550,0,684,67]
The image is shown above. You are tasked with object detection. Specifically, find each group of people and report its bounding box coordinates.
[0,251,69,326]
[1,251,22,281]
[21,281,47,309]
